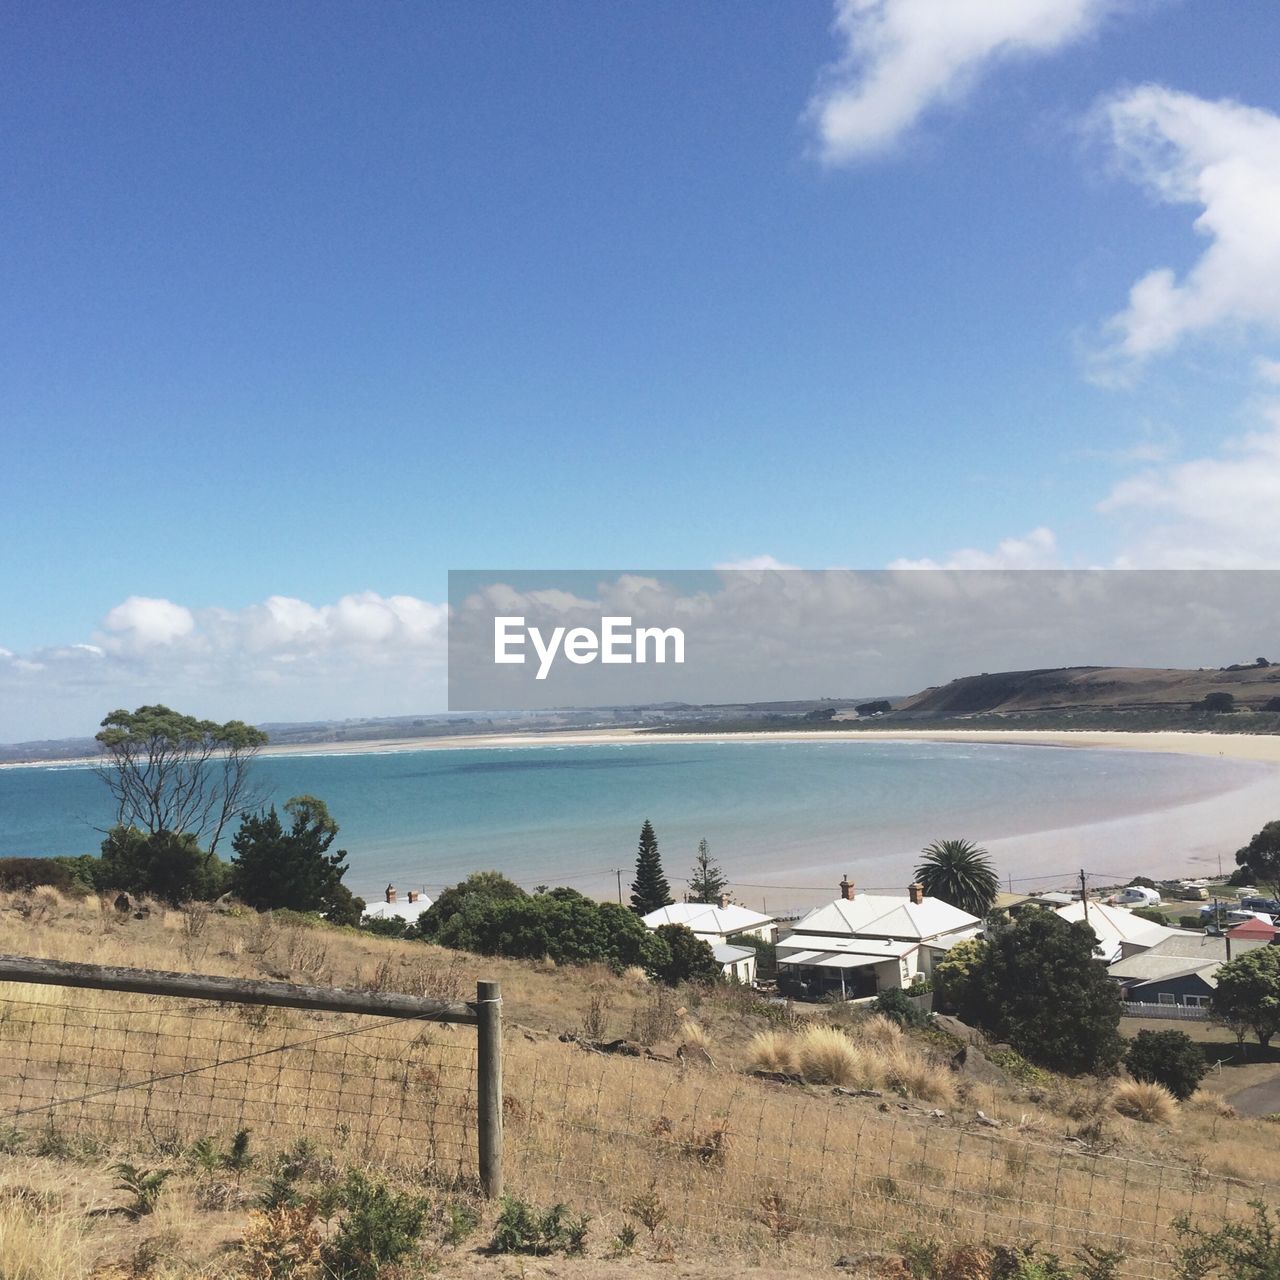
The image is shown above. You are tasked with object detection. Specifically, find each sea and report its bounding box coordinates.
[1,739,1275,914]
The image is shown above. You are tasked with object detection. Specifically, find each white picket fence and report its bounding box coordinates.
[1120,1001,1209,1021]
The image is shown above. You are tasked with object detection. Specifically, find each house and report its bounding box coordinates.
[362,884,433,925]
[640,897,776,982]
[641,898,776,944]
[1108,932,1268,1009]
[1054,899,1179,964]
[776,877,981,1001]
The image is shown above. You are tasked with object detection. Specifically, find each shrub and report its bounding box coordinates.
[872,986,931,1027]
[98,826,230,904]
[0,858,75,893]
[1124,1029,1207,1101]
[650,923,720,986]
[1173,1199,1280,1280]
[319,1171,429,1280]
[240,1204,322,1277]
[490,1198,589,1256]
[747,1030,798,1074]
[1132,907,1167,925]
[1111,1079,1177,1123]
[111,1162,172,1219]
[859,1013,906,1049]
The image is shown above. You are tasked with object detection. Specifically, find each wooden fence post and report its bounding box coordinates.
[476,979,504,1199]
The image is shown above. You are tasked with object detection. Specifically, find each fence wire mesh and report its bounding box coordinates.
[505,1045,1270,1278]
[0,986,479,1180]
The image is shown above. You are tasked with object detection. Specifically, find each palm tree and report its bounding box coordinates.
[915,839,999,918]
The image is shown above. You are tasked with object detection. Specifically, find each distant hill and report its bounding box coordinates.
[893,662,1280,719]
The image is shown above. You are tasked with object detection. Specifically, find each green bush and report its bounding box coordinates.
[490,1197,589,1255]
[649,923,720,986]
[320,1170,429,1280]
[98,826,230,904]
[1172,1199,1280,1280]
[872,986,931,1027]
[0,858,77,893]
[1124,1029,1207,1101]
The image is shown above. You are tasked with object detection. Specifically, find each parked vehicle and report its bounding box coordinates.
[1115,886,1162,907]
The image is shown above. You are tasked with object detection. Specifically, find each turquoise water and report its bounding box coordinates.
[0,740,1269,907]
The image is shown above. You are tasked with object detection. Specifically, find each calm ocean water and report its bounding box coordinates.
[0,740,1270,909]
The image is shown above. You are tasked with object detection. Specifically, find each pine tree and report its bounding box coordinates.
[688,838,728,905]
[630,819,673,915]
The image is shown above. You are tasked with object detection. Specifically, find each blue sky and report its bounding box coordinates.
[4,1,1280,739]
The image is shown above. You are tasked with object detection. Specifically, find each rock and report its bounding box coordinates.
[113,894,132,915]
[975,1110,1000,1128]
[833,1087,882,1098]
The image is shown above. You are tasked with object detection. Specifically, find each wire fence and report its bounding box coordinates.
[0,964,484,1188]
[502,1042,1266,1278]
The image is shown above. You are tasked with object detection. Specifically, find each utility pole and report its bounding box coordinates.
[1080,869,1089,923]
[612,868,623,905]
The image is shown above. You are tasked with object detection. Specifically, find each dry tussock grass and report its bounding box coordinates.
[0,1199,92,1280]
[747,1030,797,1074]
[1111,1079,1177,1124]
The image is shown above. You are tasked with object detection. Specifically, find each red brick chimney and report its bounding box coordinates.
[385,884,397,904]
[908,882,925,905]
[718,893,731,910]
[407,889,419,904]
[839,875,856,901]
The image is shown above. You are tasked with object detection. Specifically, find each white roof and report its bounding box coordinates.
[641,902,774,936]
[793,893,980,943]
[780,950,890,971]
[363,895,433,922]
[778,935,915,960]
[1054,900,1178,960]
[712,943,755,964]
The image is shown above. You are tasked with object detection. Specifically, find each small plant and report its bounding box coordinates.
[187,1136,221,1180]
[627,1180,667,1234]
[759,1187,801,1244]
[611,1223,638,1255]
[677,1119,732,1167]
[240,1203,322,1279]
[1075,1244,1126,1280]
[225,1128,256,1174]
[872,986,932,1028]
[898,1236,942,1279]
[112,1161,172,1220]
[442,1201,479,1246]
[581,992,611,1041]
[490,1196,590,1256]
[320,1169,430,1280]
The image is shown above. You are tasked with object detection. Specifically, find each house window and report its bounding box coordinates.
[1184,995,1209,1008]
[1158,992,1176,1005]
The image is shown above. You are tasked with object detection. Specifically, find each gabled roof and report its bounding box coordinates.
[1109,952,1220,984]
[778,935,915,960]
[1054,900,1178,957]
[711,943,755,965]
[792,894,980,942]
[1228,917,1278,940]
[1143,933,1266,961]
[641,902,774,936]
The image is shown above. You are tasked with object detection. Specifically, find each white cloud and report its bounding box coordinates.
[887,526,1060,570]
[101,596,196,651]
[1100,402,1280,566]
[712,555,800,571]
[1256,357,1280,386]
[806,0,1124,164]
[1093,86,1280,373]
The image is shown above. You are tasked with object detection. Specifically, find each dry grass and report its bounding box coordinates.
[883,1048,958,1108]
[746,1030,797,1074]
[679,1020,712,1051]
[1112,1079,1178,1124]
[796,1025,863,1086]
[0,1200,92,1280]
[859,1013,906,1049]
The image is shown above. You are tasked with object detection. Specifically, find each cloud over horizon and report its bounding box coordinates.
[0,591,449,743]
[807,0,1127,164]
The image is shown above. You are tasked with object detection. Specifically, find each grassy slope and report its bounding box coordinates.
[0,889,1276,1278]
